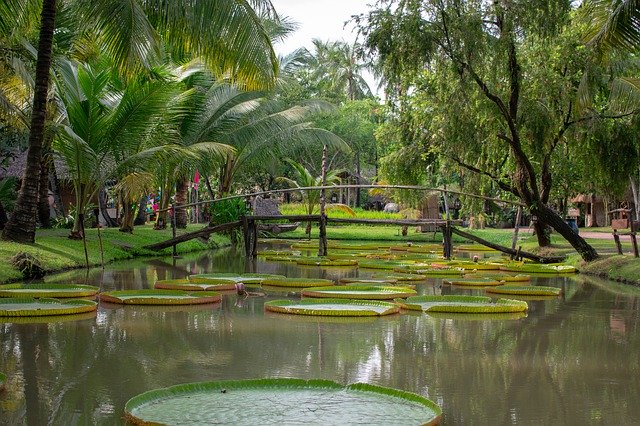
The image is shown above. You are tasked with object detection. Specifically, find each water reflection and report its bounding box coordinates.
[0,246,639,424]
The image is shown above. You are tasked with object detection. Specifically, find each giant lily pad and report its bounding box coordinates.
[265,298,400,316]
[372,273,428,281]
[339,278,399,284]
[0,311,97,324]
[394,267,464,276]
[463,273,530,282]
[188,273,285,284]
[124,378,441,425]
[154,279,236,291]
[0,283,99,298]
[261,278,335,288]
[296,258,358,267]
[443,278,502,287]
[397,295,528,313]
[0,297,97,317]
[499,263,577,274]
[485,285,562,296]
[302,285,417,300]
[99,290,221,305]
[358,260,418,270]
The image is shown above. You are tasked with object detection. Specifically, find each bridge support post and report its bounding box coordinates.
[250,218,258,258]
[241,216,250,257]
[443,222,453,259]
[318,214,328,257]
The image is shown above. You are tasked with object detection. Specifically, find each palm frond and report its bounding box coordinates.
[609,76,640,112]
[581,0,640,52]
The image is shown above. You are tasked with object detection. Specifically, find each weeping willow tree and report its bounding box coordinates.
[356,0,640,261]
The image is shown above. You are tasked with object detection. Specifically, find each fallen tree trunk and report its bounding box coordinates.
[449,226,565,263]
[143,221,242,251]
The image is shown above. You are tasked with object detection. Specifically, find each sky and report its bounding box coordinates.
[270,0,372,56]
[269,0,379,94]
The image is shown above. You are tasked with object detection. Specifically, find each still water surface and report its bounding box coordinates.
[1,244,639,425]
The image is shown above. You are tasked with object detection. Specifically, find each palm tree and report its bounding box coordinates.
[53,60,188,238]
[581,0,640,51]
[277,159,353,237]
[309,40,373,102]
[2,0,280,243]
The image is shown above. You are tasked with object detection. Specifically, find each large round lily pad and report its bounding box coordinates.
[124,378,441,425]
[358,260,418,270]
[154,279,236,291]
[499,263,577,274]
[394,267,463,276]
[485,285,562,296]
[0,297,97,317]
[0,311,97,324]
[188,273,285,284]
[397,295,528,313]
[372,273,428,281]
[463,273,530,282]
[296,258,358,267]
[339,278,398,284]
[0,283,99,298]
[302,285,417,300]
[443,278,502,287]
[99,290,221,305]
[261,278,335,288]
[265,298,400,316]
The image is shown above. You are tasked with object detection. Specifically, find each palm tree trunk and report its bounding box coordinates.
[119,198,135,233]
[2,0,56,243]
[175,177,188,228]
[133,197,147,226]
[37,140,52,228]
[98,187,116,227]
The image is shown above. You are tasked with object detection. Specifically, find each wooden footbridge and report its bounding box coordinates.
[143,184,563,263]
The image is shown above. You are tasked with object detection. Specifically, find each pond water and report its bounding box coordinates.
[1,243,639,425]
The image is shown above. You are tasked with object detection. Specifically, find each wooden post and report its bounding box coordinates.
[631,233,639,258]
[613,229,623,255]
[171,202,177,257]
[443,223,453,259]
[511,206,522,252]
[318,144,328,257]
[241,215,250,257]
[250,218,258,258]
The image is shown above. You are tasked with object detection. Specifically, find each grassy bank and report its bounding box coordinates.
[0,224,230,284]
[566,254,640,286]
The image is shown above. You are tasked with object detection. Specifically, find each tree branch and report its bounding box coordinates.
[447,155,516,194]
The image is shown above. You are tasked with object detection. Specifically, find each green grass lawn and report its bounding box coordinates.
[0,224,230,284]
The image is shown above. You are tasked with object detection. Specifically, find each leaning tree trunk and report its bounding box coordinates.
[355,151,361,208]
[532,203,599,261]
[175,177,188,229]
[2,0,56,243]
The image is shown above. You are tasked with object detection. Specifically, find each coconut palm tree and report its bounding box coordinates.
[2,0,280,243]
[53,60,191,238]
[309,40,373,102]
[277,159,354,237]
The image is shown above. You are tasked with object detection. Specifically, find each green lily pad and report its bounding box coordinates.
[396,295,528,313]
[357,260,418,270]
[296,258,358,267]
[485,285,562,296]
[499,263,577,274]
[265,298,400,316]
[264,255,301,262]
[261,278,335,288]
[394,267,464,276]
[0,283,100,298]
[463,273,530,282]
[188,273,285,284]
[0,297,97,317]
[372,273,428,281]
[154,279,236,291]
[124,378,442,425]
[0,311,97,324]
[302,285,417,300]
[339,278,399,284]
[443,278,502,287]
[99,290,221,305]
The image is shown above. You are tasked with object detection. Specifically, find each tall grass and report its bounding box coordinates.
[279,203,402,220]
